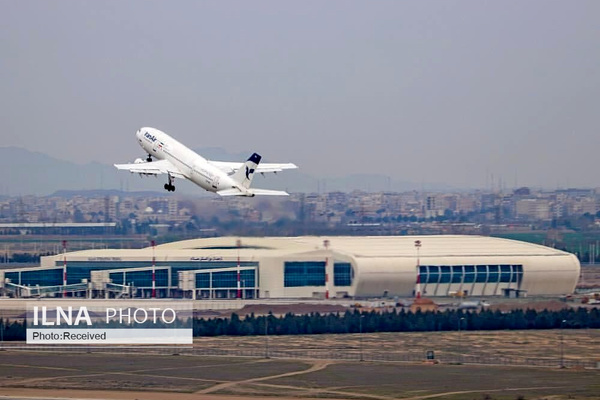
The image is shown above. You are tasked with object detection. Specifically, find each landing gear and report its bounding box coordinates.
[146,154,152,162]
[164,173,175,192]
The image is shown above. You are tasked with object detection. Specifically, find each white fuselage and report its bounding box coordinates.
[136,127,237,193]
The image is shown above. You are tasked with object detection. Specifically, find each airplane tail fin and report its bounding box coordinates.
[231,153,261,189]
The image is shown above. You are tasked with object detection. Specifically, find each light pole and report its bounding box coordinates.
[62,240,67,298]
[560,319,566,368]
[324,239,330,300]
[236,239,242,299]
[151,240,156,298]
[414,240,422,298]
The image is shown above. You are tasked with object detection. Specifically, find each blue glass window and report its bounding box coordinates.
[500,265,512,282]
[464,265,475,283]
[416,265,525,284]
[240,269,255,288]
[5,268,63,286]
[488,265,499,282]
[440,266,451,283]
[193,270,255,289]
[427,266,440,284]
[419,266,428,283]
[195,273,210,289]
[284,261,325,287]
[334,263,353,286]
[211,271,237,288]
[414,264,523,285]
[513,264,524,283]
[451,266,463,283]
[475,265,488,283]
[110,269,169,287]
[55,260,257,286]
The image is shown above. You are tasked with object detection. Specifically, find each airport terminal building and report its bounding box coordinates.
[0,236,580,299]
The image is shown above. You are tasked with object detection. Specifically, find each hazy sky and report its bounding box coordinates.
[1,1,599,189]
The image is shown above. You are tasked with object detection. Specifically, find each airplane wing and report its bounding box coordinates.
[114,159,186,179]
[208,160,298,175]
[249,188,290,196]
[256,163,298,174]
[217,188,290,197]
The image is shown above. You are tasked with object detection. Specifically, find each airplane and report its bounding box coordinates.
[114,127,298,197]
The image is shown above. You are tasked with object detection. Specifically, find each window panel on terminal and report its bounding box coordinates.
[122,270,152,287]
[514,265,524,283]
[240,269,255,287]
[306,272,325,286]
[284,261,325,287]
[307,262,325,273]
[440,266,451,283]
[286,265,304,274]
[500,265,512,282]
[284,277,302,287]
[451,266,463,283]
[307,262,326,286]
[195,273,210,288]
[334,263,352,286]
[428,266,440,284]
[6,269,63,286]
[488,265,500,283]
[110,273,124,285]
[475,265,488,282]
[464,265,475,283]
[212,271,237,288]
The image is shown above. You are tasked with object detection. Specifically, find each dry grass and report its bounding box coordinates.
[195,329,600,364]
[0,331,599,400]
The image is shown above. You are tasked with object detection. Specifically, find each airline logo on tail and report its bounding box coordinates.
[245,166,255,180]
[244,154,261,180]
[233,153,261,189]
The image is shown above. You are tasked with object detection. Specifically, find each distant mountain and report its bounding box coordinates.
[0,146,452,196]
[0,147,165,196]
[50,189,167,198]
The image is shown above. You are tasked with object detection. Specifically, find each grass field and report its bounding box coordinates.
[0,352,598,400]
[0,330,599,400]
[194,329,600,366]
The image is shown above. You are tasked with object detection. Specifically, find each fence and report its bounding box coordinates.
[0,343,596,369]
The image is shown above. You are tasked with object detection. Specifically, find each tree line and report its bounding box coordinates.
[192,307,600,337]
[1,307,598,341]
